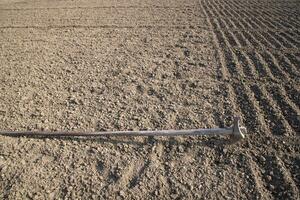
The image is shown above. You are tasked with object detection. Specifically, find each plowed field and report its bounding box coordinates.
[0,0,299,199]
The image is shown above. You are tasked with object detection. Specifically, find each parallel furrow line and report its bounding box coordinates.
[260,51,299,83]
[217,30,267,133]
[246,51,271,79]
[286,30,300,43]
[250,85,291,136]
[218,20,241,47]
[258,51,286,81]
[203,24,300,32]
[250,16,270,30]
[224,10,241,29]
[263,32,289,49]
[227,31,242,48]
[200,0,239,126]
[227,16,246,30]
[213,0,300,9]
[248,52,300,126]
[243,154,273,199]
[236,31,257,47]
[282,155,300,190]
[231,47,300,54]
[222,16,238,30]
[233,31,249,47]
[273,32,298,49]
[275,156,300,196]
[284,85,300,109]
[236,17,254,30]
[254,154,300,199]
[244,17,262,30]
[256,16,283,30]
[243,53,299,136]
[251,10,300,28]
[202,2,217,18]
[236,51,292,136]
[266,86,300,134]
[252,31,278,49]
[243,51,299,135]
[284,53,300,76]
[210,47,231,127]
[279,32,300,48]
[233,8,298,27]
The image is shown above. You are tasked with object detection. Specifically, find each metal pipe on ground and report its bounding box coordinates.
[0,117,246,139]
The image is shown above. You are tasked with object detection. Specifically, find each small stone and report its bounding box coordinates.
[48,191,55,199]
[68,96,79,105]
[178,145,184,153]
[119,190,125,197]
[21,160,26,165]
[259,156,266,163]
[117,144,123,149]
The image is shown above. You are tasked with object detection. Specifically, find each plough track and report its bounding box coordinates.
[201,0,300,198]
[203,1,300,135]
[253,154,299,199]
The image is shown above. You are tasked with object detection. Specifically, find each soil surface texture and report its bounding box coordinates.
[0,0,299,199]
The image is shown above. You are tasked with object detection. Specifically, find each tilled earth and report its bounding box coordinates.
[0,0,299,199]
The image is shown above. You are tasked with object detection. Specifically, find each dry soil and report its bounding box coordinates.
[0,0,299,199]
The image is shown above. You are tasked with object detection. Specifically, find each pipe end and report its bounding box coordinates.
[232,116,246,139]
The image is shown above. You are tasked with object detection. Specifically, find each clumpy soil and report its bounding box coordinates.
[0,0,299,199]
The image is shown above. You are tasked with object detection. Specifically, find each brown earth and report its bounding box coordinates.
[0,0,299,199]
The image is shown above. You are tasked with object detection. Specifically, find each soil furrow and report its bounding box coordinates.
[200,0,239,126]
[235,50,293,135]
[272,32,297,49]
[285,53,300,72]
[267,86,300,134]
[252,31,277,49]
[244,155,273,199]
[234,31,248,47]
[230,47,300,56]
[247,51,270,79]
[282,155,300,190]
[261,32,287,49]
[242,31,262,48]
[259,51,288,81]
[250,85,291,136]
[214,33,266,133]
[254,154,299,199]
[279,32,300,48]
[284,85,300,109]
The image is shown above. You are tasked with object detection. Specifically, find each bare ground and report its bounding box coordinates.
[0,0,299,199]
